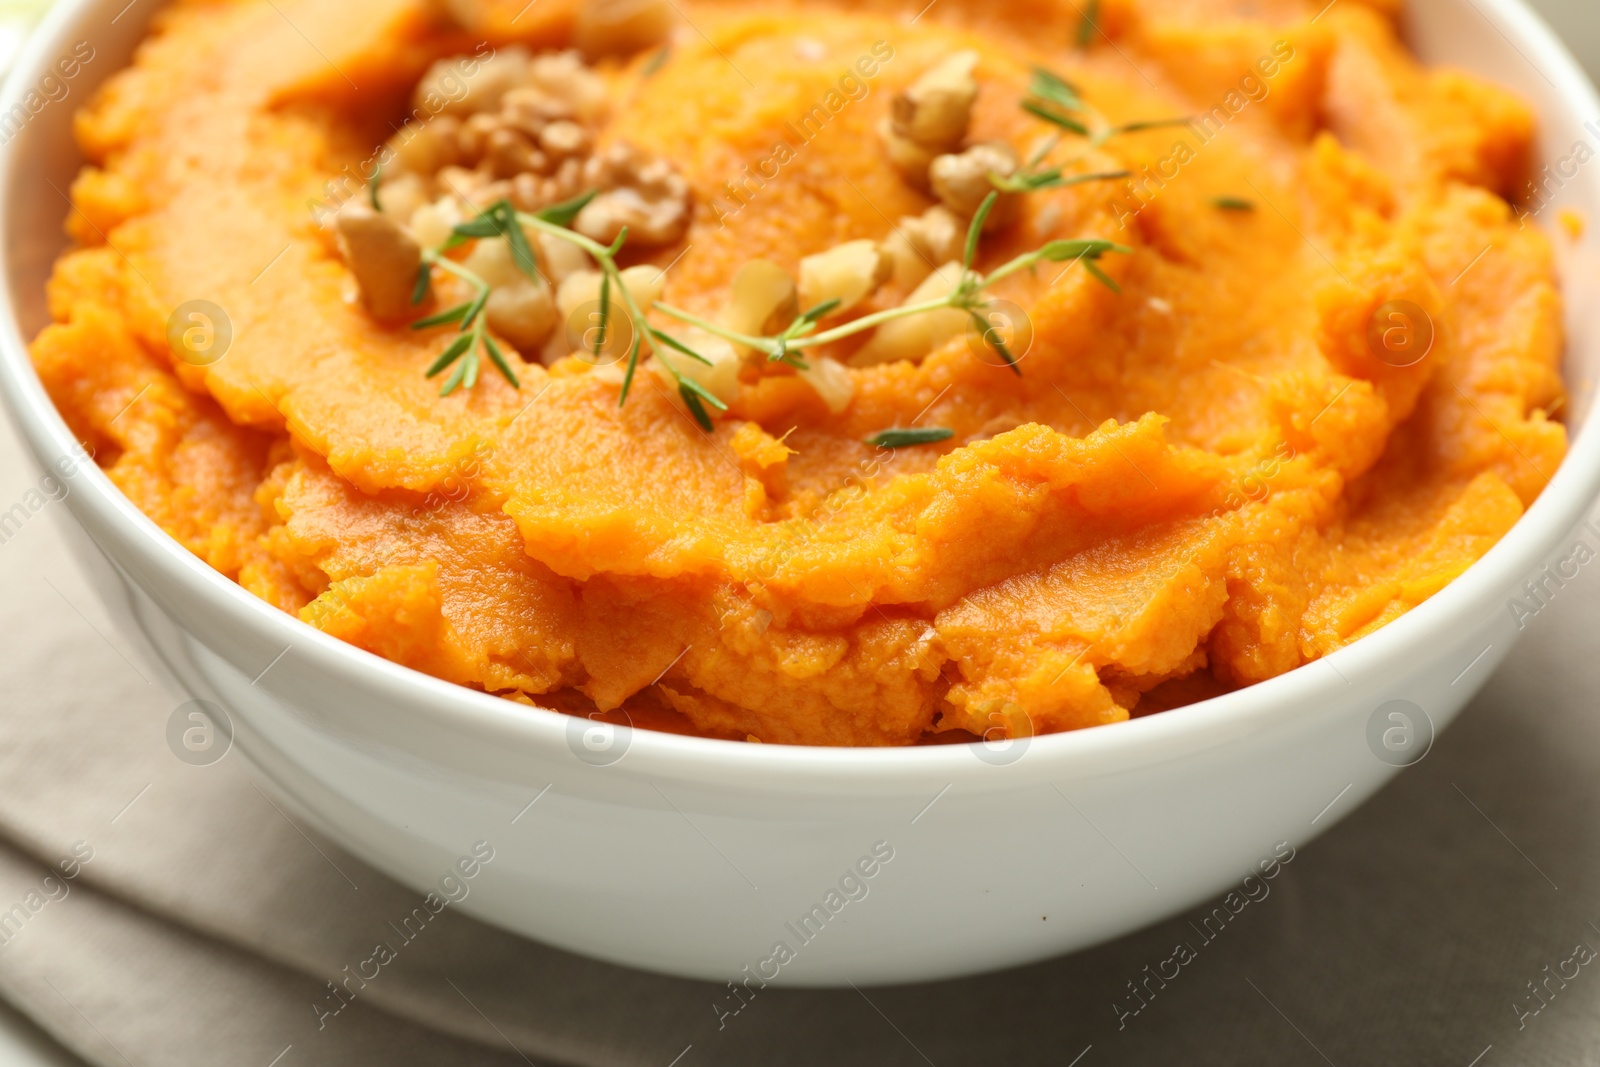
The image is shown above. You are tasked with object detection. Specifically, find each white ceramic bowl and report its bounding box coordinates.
[3,0,1598,987]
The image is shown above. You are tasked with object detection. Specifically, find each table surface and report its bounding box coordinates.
[1531,0,1597,75]
[0,1,1595,1064]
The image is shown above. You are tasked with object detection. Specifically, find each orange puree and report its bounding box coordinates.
[31,0,1566,744]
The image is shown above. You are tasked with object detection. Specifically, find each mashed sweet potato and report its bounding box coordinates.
[32,0,1565,744]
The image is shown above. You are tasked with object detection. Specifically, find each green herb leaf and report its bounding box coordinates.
[411,260,433,307]
[1025,133,1062,171]
[795,298,841,327]
[594,273,611,358]
[619,328,643,404]
[969,309,1021,376]
[642,44,671,77]
[450,202,539,282]
[1112,116,1193,134]
[865,426,955,449]
[772,300,842,354]
[535,189,600,228]
[457,286,490,333]
[1030,67,1084,112]
[1093,116,1193,146]
[1212,195,1256,212]
[462,349,480,391]
[606,225,629,257]
[451,214,506,240]
[412,301,473,330]
[650,328,713,366]
[368,165,383,211]
[993,168,1057,192]
[994,167,1131,193]
[1083,259,1121,293]
[1037,238,1126,262]
[1021,99,1090,137]
[1060,168,1134,186]
[505,218,539,280]
[965,191,998,272]
[678,374,729,412]
[680,386,715,432]
[482,334,520,388]
[764,335,809,369]
[1076,0,1100,47]
[439,351,474,396]
[427,332,475,378]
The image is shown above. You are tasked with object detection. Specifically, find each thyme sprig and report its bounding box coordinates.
[508,194,728,428]
[1022,67,1192,147]
[1076,0,1100,47]
[413,254,513,395]
[1091,116,1194,146]
[413,189,1128,405]
[867,427,954,449]
[993,165,1133,194]
[992,134,1116,193]
[1022,68,1090,136]
[411,192,712,420]
[653,193,1126,378]
[408,81,1135,410]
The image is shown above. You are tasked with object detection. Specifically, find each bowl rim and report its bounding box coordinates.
[2,0,1598,787]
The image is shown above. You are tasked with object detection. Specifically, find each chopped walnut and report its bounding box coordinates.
[415,49,532,118]
[536,231,595,285]
[374,171,429,229]
[575,0,675,61]
[388,115,461,176]
[882,206,963,289]
[524,50,610,125]
[878,118,940,191]
[720,260,798,354]
[880,52,979,187]
[929,142,1019,230]
[852,263,968,366]
[797,355,855,414]
[573,142,691,247]
[891,51,978,152]
[798,240,892,315]
[540,120,591,158]
[334,200,422,322]
[407,196,464,249]
[485,279,558,354]
[373,48,689,238]
[574,185,687,247]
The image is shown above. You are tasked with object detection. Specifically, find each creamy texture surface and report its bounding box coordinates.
[32,0,1566,744]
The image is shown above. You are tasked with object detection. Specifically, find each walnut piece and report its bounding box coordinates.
[929,142,1019,230]
[891,51,979,152]
[720,260,798,354]
[880,52,979,187]
[852,263,968,366]
[573,143,691,247]
[574,0,675,60]
[486,280,558,354]
[797,355,855,414]
[882,206,963,289]
[334,201,421,322]
[377,50,690,238]
[797,240,892,315]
